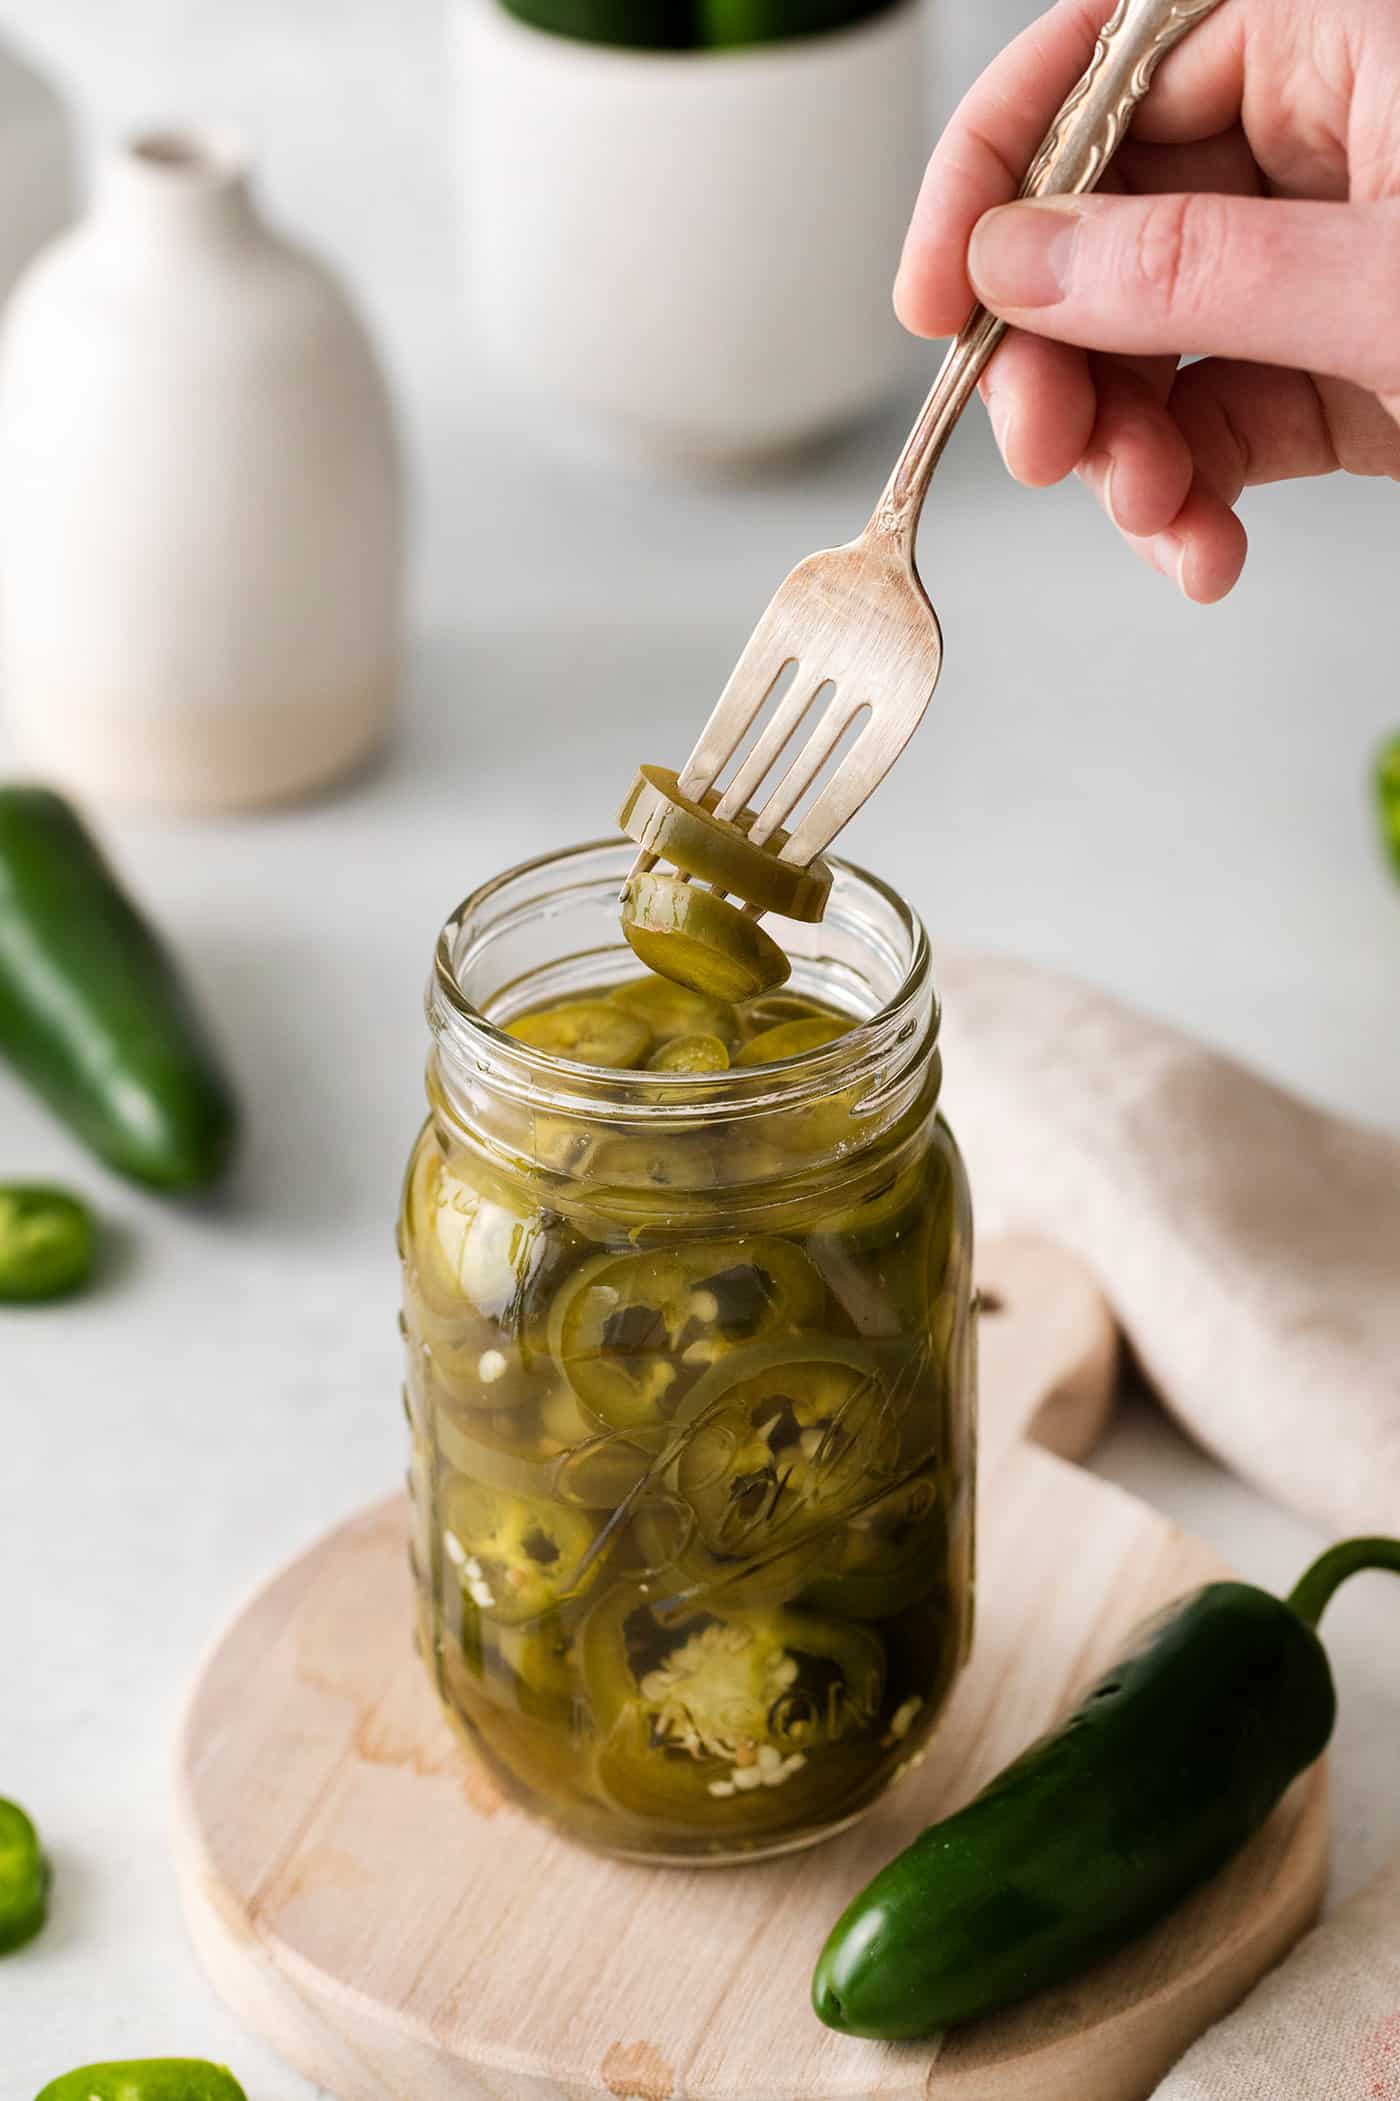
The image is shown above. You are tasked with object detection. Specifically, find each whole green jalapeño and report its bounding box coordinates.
[400,843,975,1862]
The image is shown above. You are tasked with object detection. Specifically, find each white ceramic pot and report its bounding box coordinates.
[0,131,403,813]
[452,0,928,464]
[0,35,75,303]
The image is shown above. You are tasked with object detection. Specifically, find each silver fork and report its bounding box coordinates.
[631,0,1224,898]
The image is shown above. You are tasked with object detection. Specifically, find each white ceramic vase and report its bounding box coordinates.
[0,132,403,812]
[0,35,75,304]
[452,0,929,465]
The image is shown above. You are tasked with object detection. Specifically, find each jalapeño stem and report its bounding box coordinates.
[1286,1536,1400,1630]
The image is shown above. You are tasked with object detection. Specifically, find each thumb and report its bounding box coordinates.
[968,192,1400,396]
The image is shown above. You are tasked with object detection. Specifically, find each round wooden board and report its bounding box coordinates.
[172,1236,1328,2101]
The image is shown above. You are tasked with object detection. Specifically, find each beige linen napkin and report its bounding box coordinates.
[938,950,1400,2097]
[1155,1858,1400,2099]
[938,948,1400,1537]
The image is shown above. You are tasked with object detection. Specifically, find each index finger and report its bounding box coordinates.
[895,0,1246,340]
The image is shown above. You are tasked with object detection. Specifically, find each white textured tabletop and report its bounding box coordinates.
[3,1,1398,2092]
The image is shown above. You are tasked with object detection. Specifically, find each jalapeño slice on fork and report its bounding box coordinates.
[621,874,790,1002]
[619,765,833,923]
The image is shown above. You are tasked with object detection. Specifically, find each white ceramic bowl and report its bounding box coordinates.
[452,0,930,464]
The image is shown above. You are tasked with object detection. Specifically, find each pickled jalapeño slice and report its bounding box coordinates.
[441,1475,600,1626]
[584,1591,885,1824]
[548,1239,825,1430]
[608,974,738,1045]
[647,1033,731,1074]
[621,874,790,1002]
[506,999,652,1069]
[0,1796,48,1953]
[802,1464,948,1619]
[739,991,836,1032]
[619,765,833,923]
[673,1340,900,1557]
[736,1016,851,1066]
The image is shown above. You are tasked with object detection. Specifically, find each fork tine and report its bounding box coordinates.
[711,676,829,825]
[676,639,798,803]
[623,839,672,889]
[747,691,863,848]
[777,704,923,867]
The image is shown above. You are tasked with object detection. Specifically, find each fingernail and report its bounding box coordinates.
[1155,531,1187,592]
[1080,448,1121,529]
[986,389,1018,472]
[969,202,1079,310]
[892,248,916,328]
[1103,460,1123,531]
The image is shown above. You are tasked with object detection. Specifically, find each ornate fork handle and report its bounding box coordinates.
[873,0,1225,544]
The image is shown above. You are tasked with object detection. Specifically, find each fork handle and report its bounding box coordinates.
[869,0,1226,549]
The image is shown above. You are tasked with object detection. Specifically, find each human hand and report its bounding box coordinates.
[894,0,1400,601]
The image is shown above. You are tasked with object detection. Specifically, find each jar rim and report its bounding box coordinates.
[429,836,935,1128]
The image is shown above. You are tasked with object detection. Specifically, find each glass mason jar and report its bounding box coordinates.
[398,841,976,1863]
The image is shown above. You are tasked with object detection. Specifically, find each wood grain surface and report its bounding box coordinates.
[171,1233,1328,2101]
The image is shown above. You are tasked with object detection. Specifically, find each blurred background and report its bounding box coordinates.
[1,0,1392,1120]
[1,0,1396,2084]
